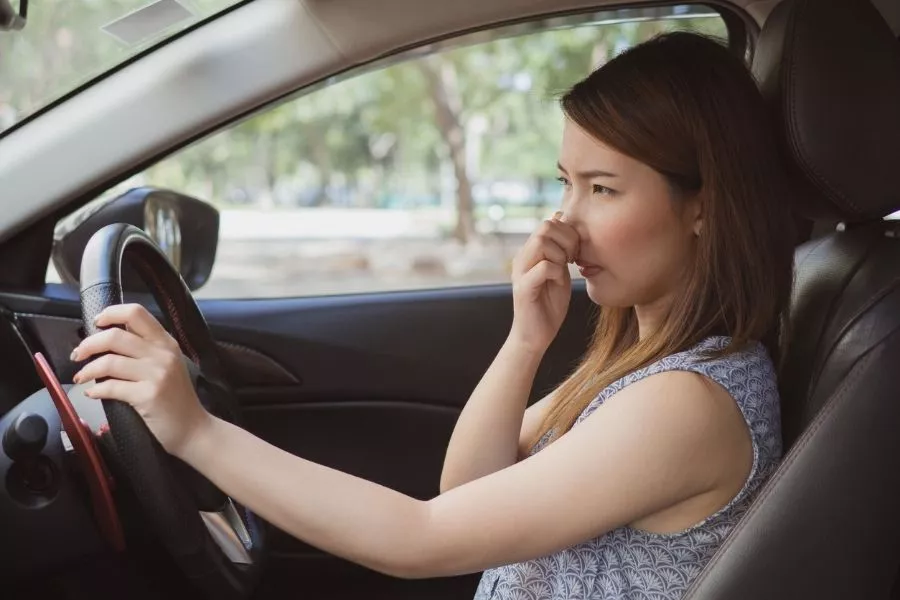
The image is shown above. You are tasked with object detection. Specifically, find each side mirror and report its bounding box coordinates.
[52,187,219,292]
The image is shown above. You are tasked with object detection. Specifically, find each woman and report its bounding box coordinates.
[70,32,795,599]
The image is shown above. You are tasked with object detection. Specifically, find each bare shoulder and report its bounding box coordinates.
[593,368,753,491]
[423,369,756,572]
[603,369,755,527]
[605,368,746,428]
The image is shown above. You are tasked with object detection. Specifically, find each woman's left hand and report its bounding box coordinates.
[71,303,212,458]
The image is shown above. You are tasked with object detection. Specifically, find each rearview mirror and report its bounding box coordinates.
[52,187,219,292]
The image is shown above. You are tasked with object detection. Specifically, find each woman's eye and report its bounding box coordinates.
[556,176,571,187]
[593,184,615,196]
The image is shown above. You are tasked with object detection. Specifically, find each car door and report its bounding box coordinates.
[202,284,594,600]
[0,6,734,599]
[0,279,593,600]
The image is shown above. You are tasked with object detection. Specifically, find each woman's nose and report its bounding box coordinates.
[558,199,583,228]
[556,203,587,246]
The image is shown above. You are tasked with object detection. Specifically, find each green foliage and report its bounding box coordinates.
[0,0,234,128]
[140,12,723,218]
[2,2,727,237]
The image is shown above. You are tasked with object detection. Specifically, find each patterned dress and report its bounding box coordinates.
[473,336,782,600]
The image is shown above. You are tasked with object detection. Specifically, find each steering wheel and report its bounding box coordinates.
[79,223,264,599]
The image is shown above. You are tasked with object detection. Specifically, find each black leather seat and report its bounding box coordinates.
[684,0,900,598]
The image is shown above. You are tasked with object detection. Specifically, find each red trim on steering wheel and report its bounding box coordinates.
[33,352,125,552]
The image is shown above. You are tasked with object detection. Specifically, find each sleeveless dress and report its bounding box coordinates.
[473,336,782,600]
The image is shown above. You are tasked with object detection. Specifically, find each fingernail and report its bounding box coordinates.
[70,348,79,361]
[72,372,81,384]
[552,210,564,221]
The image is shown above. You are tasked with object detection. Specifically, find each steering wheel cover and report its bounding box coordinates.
[80,223,263,598]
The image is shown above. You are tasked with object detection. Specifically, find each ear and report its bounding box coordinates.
[686,195,703,237]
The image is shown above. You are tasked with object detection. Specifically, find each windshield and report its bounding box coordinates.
[0,0,239,135]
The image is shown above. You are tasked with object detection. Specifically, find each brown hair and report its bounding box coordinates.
[529,32,795,449]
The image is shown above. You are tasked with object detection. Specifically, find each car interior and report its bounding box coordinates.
[1,0,900,598]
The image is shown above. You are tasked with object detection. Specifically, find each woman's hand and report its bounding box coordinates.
[509,212,580,353]
[70,303,211,458]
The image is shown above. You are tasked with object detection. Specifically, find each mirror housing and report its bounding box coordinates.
[52,187,219,292]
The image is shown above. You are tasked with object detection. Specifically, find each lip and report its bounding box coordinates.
[575,260,602,277]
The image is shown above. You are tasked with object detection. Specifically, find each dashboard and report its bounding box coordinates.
[0,297,111,577]
[0,287,282,596]
[0,305,46,414]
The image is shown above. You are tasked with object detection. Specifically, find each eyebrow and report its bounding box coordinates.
[557,162,618,178]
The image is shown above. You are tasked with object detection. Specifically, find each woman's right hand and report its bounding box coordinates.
[509,212,580,354]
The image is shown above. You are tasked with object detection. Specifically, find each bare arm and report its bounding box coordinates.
[517,391,555,459]
[173,370,734,579]
[440,215,579,494]
[439,338,547,493]
[73,305,746,581]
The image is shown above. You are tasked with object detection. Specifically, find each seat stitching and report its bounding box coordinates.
[131,249,200,364]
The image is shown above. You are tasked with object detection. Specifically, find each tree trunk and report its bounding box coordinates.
[310,122,333,207]
[417,57,476,244]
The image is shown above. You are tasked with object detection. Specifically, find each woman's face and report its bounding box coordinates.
[557,119,702,316]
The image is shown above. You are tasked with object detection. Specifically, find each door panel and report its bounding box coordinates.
[199,284,594,409]
[0,282,594,599]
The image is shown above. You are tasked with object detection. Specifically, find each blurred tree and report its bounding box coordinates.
[416,56,477,242]
[1,0,230,127]
[3,0,726,245]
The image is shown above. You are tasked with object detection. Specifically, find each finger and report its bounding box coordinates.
[518,235,568,272]
[548,219,581,263]
[73,326,153,362]
[537,219,580,263]
[518,260,570,292]
[514,222,575,276]
[95,303,171,345]
[84,379,146,407]
[74,354,148,385]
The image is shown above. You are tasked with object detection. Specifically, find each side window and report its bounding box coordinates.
[50,6,727,298]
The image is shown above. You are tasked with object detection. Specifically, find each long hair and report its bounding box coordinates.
[528,32,795,449]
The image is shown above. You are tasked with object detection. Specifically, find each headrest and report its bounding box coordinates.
[752,0,900,222]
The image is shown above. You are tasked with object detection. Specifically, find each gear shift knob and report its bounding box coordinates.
[2,412,48,461]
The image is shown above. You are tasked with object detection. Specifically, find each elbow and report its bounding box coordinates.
[438,471,459,496]
[373,548,443,580]
[384,552,463,580]
[374,505,460,580]
[382,562,432,580]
